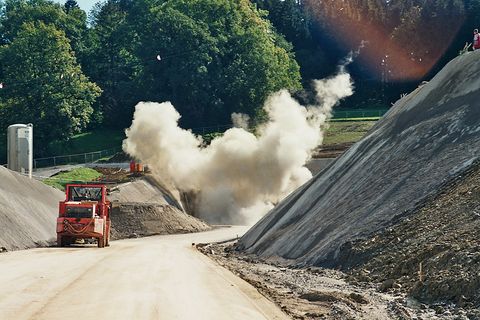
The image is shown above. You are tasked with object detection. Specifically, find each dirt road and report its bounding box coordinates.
[0,227,288,320]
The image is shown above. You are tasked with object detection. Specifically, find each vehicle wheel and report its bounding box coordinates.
[57,235,63,247]
[65,237,73,246]
[97,237,105,248]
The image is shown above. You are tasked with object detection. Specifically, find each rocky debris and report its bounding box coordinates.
[340,161,480,312]
[110,203,210,240]
[94,167,131,184]
[305,158,336,176]
[0,166,64,251]
[199,241,443,320]
[239,51,480,268]
[105,173,210,239]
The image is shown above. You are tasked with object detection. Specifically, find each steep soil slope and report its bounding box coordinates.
[239,51,480,267]
[341,161,480,308]
[0,166,63,251]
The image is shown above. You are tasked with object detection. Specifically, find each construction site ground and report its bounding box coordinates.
[341,161,480,317]
[200,240,477,320]
[0,227,288,320]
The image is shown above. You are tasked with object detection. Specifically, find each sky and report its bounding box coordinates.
[54,0,101,14]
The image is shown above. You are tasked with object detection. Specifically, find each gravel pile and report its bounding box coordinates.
[109,175,210,239]
[0,166,63,251]
[110,203,210,239]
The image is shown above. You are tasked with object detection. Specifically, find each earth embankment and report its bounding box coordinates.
[108,174,210,238]
[239,51,480,267]
[342,160,480,307]
[0,166,64,251]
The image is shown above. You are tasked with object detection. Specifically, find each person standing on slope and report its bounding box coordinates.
[473,29,480,50]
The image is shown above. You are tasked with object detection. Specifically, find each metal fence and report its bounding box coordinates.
[33,147,122,169]
[332,109,388,119]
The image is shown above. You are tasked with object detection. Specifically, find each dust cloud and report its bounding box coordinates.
[123,68,354,224]
[231,113,250,130]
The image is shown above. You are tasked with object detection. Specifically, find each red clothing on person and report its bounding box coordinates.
[474,33,480,50]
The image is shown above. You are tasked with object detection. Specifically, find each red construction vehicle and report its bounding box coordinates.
[57,184,111,248]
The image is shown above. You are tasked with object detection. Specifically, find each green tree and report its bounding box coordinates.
[83,0,141,127]
[253,0,312,46]
[64,0,80,13]
[0,0,88,58]
[135,0,301,127]
[0,22,101,154]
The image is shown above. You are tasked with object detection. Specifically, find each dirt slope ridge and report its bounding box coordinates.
[108,174,210,238]
[341,161,480,309]
[239,51,480,267]
[110,203,209,239]
[0,166,64,251]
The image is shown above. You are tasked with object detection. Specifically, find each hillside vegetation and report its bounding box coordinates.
[1,0,478,161]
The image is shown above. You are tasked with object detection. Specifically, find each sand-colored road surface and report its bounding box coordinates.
[0,227,287,320]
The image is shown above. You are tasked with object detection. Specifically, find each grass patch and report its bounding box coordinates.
[43,168,103,191]
[331,117,382,122]
[47,129,125,156]
[323,121,377,145]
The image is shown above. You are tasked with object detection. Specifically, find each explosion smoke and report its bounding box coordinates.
[123,68,354,224]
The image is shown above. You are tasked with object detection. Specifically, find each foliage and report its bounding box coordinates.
[252,0,331,81]
[0,22,101,155]
[1,0,479,159]
[81,0,140,127]
[87,0,302,128]
[0,0,88,56]
[254,0,479,109]
[47,128,124,156]
[43,167,103,190]
[202,132,224,145]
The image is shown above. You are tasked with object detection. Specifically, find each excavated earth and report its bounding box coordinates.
[236,51,480,312]
[0,166,63,251]
[239,51,480,267]
[110,203,209,239]
[340,161,480,314]
[107,174,210,239]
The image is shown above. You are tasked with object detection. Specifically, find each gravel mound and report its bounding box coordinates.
[110,203,210,239]
[108,175,209,239]
[0,166,63,251]
[239,51,480,267]
[109,175,184,210]
[342,161,480,310]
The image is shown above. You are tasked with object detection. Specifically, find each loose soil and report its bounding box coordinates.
[198,241,453,320]
[111,203,210,240]
[94,167,132,184]
[337,161,480,316]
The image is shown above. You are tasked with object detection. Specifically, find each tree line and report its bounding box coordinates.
[0,0,478,159]
[0,0,300,158]
[254,0,480,107]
